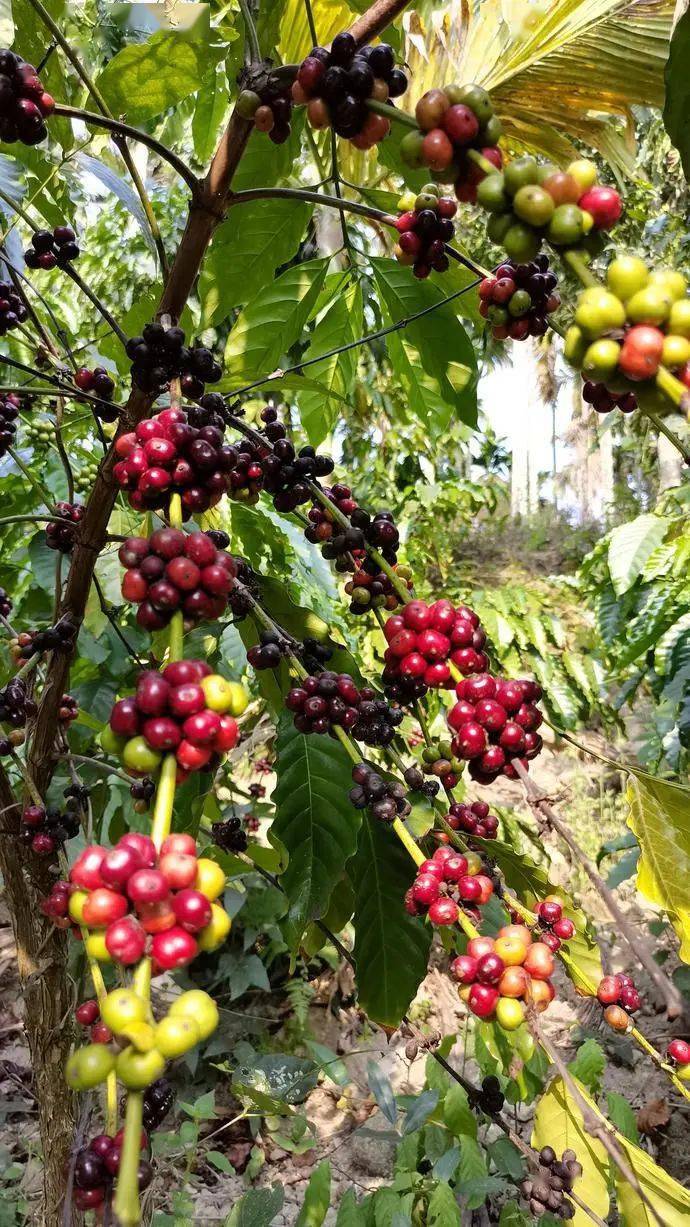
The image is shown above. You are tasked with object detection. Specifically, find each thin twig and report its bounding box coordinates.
[513,760,683,1019]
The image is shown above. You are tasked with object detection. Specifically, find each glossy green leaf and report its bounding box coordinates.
[371,258,478,432]
[296,1161,331,1227]
[97,16,217,123]
[224,258,329,385]
[201,198,312,325]
[273,713,362,951]
[607,515,669,596]
[298,280,363,446]
[664,7,690,181]
[192,66,230,165]
[351,818,431,1026]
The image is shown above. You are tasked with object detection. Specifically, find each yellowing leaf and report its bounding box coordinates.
[615,1129,690,1226]
[625,775,690,961]
[532,1077,609,1227]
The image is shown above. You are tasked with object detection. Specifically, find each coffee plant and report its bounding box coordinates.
[0,0,689,1224]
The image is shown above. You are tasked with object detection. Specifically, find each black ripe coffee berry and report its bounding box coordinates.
[25,225,79,270]
[237,82,294,145]
[130,776,156,813]
[46,502,84,553]
[582,380,637,415]
[143,1079,175,1131]
[294,35,406,148]
[262,436,335,512]
[15,615,77,659]
[479,256,560,341]
[0,393,19,455]
[393,185,456,278]
[211,814,248,854]
[0,586,12,616]
[0,677,36,728]
[0,50,54,146]
[0,281,27,334]
[349,760,411,823]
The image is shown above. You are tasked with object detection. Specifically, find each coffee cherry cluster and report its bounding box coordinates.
[294,34,406,148]
[72,1135,151,1213]
[474,1074,505,1115]
[237,82,293,145]
[119,529,240,631]
[45,501,84,552]
[19,800,80,855]
[247,628,291,671]
[451,923,556,1030]
[478,155,622,261]
[533,897,575,952]
[298,636,334,675]
[24,225,79,270]
[597,972,641,1032]
[130,776,156,814]
[403,764,441,800]
[403,84,502,202]
[349,760,411,823]
[417,740,463,789]
[566,258,690,399]
[0,677,35,732]
[26,414,57,451]
[666,1039,690,1081]
[383,599,488,695]
[125,324,222,396]
[521,1147,580,1221]
[582,380,637,415]
[211,814,248,854]
[0,50,55,146]
[393,185,456,278]
[446,799,499,840]
[479,257,559,341]
[0,281,27,334]
[305,489,410,614]
[447,673,543,783]
[405,845,494,927]
[74,365,118,421]
[74,457,100,494]
[285,672,401,745]
[0,586,11,617]
[0,393,19,455]
[46,832,230,972]
[107,662,243,778]
[13,614,77,659]
[262,438,335,512]
[143,1077,175,1130]
[114,408,235,516]
[65,987,219,1095]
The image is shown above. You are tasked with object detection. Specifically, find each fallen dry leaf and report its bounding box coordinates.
[637,1098,671,1134]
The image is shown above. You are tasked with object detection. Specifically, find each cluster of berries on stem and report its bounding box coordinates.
[306,488,411,615]
[447,672,543,783]
[43,831,230,971]
[71,1129,152,1213]
[19,798,81,856]
[46,502,84,552]
[114,408,235,516]
[479,256,559,340]
[74,365,117,421]
[237,80,294,145]
[119,529,240,631]
[285,671,403,746]
[211,813,248,854]
[24,225,79,270]
[446,799,499,840]
[451,922,556,1030]
[597,972,641,1032]
[125,323,221,396]
[349,760,411,823]
[582,380,637,416]
[0,49,54,146]
[0,393,19,455]
[107,661,242,778]
[533,897,575,952]
[393,184,456,278]
[0,281,28,335]
[294,34,406,149]
[405,84,502,202]
[383,599,488,696]
[13,614,77,659]
[520,1147,581,1221]
[405,845,494,927]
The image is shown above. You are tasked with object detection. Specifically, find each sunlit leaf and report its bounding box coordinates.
[625,774,690,960]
